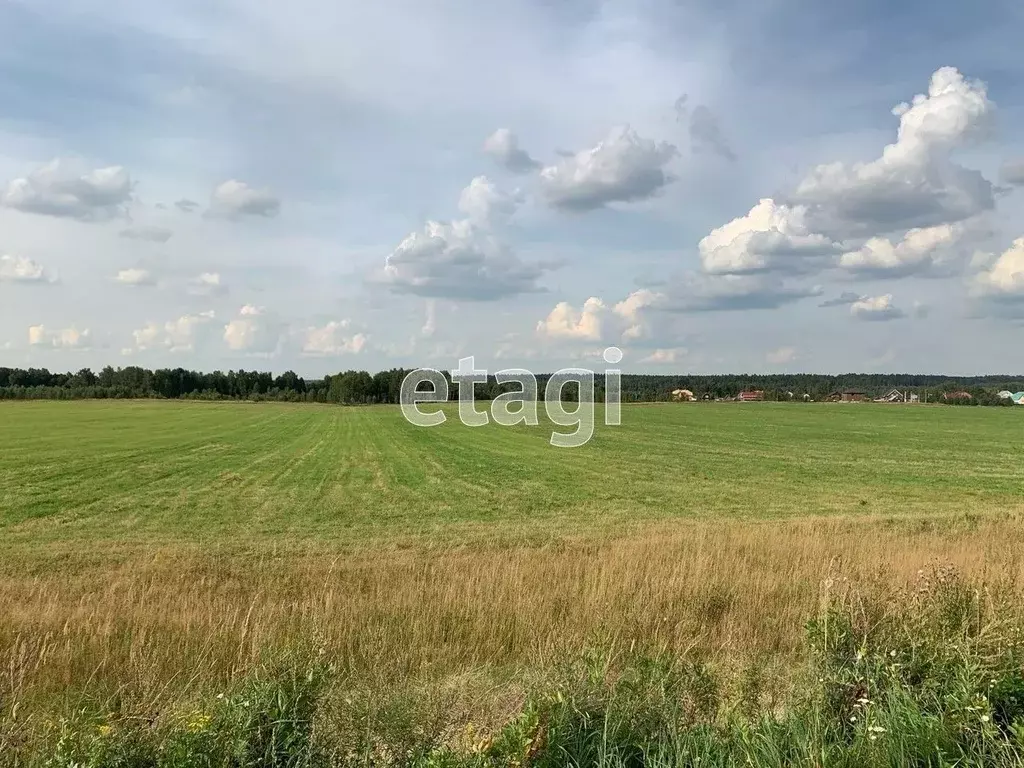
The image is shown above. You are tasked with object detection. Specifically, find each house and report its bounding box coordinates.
[830,389,867,402]
[942,391,973,401]
[1009,392,1024,405]
[671,388,696,402]
[998,391,1014,400]
[876,388,905,403]
[738,390,764,402]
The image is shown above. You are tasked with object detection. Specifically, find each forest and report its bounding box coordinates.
[0,366,1022,405]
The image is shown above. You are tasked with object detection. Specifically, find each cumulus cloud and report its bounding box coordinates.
[838,222,966,277]
[850,294,906,321]
[536,297,607,342]
[28,325,92,349]
[385,219,548,300]
[699,198,838,275]
[223,305,282,354]
[539,126,677,211]
[119,225,173,243]
[640,348,686,365]
[2,159,132,221]
[457,175,519,226]
[207,180,280,219]
[819,291,864,307]
[483,129,541,173]
[115,268,156,286]
[0,254,55,283]
[300,320,368,356]
[1001,160,1024,186]
[535,289,663,343]
[792,67,995,238]
[187,272,228,297]
[384,177,549,300]
[970,237,1024,308]
[131,311,216,352]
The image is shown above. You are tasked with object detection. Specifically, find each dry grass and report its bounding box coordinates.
[3,514,1023,724]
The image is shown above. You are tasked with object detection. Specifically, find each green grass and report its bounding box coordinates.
[4,401,1024,765]
[1,400,1023,550]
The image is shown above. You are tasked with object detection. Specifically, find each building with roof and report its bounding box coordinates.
[830,389,867,402]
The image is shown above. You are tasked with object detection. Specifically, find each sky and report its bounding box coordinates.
[2,0,1024,376]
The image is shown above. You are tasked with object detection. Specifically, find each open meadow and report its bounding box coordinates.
[3,400,1024,765]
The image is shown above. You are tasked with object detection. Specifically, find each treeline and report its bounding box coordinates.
[1,366,1023,405]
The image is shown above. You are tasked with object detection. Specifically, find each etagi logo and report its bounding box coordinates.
[400,347,623,448]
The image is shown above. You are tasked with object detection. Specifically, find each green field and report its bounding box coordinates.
[2,400,1023,551]
[4,401,1024,765]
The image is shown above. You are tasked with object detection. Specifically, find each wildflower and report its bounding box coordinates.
[889,650,897,657]
[97,724,112,737]
[186,713,211,733]
[982,715,991,723]
[868,725,886,733]
[850,716,857,723]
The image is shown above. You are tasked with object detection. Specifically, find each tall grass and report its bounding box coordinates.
[2,517,1024,763]
[4,563,1024,765]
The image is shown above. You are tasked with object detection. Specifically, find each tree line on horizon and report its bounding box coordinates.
[0,365,1022,406]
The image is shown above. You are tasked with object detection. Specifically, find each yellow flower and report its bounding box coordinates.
[186,712,212,733]
[97,724,113,737]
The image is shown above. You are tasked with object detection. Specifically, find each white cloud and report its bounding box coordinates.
[2,159,132,221]
[384,219,548,300]
[971,237,1024,302]
[132,311,216,352]
[483,129,541,173]
[699,198,837,275]
[536,289,663,343]
[300,320,368,356]
[28,325,92,349]
[850,294,906,321]
[207,180,280,219]
[457,175,519,226]
[537,297,607,341]
[223,305,282,354]
[115,268,157,286]
[838,222,966,276]
[766,346,798,365]
[0,254,55,283]
[640,348,686,364]
[539,126,677,211]
[187,272,228,297]
[421,300,437,338]
[119,225,173,243]
[793,67,995,238]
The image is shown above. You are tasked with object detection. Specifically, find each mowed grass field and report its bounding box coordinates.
[2,400,1023,550]
[3,400,1024,763]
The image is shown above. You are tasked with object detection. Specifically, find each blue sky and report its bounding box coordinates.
[2,0,1024,375]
